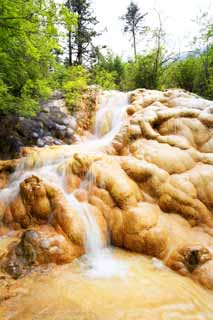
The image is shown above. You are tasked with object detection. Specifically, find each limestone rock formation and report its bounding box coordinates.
[1,226,80,278]
[0,88,213,290]
[0,159,19,190]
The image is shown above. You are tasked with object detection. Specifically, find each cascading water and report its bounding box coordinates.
[76,90,129,277]
[1,90,213,319]
[0,90,129,277]
[95,90,128,138]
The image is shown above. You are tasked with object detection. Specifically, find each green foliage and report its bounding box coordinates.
[91,8,213,98]
[65,0,99,65]
[60,4,77,32]
[1,0,213,121]
[90,50,165,92]
[62,66,88,110]
[159,44,213,99]
[91,52,124,89]
[0,79,38,116]
[160,56,202,92]
[0,0,76,116]
[92,69,118,90]
[159,10,213,99]
[121,52,162,91]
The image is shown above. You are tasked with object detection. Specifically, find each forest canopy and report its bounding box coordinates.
[0,0,213,116]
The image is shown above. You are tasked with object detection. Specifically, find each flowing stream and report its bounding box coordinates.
[0,91,213,319]
[0,90,129,275]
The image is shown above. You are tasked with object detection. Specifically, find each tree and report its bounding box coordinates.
[151,10,165,88]
[160,56,202,93]
[193,11,213,98]
[0,0,76,116]
[121,1,148,59]
[65,0,99,66]
[62,65,88,110]
[91,51,124,89]
[159,10,213,99]
[121,52,161,91]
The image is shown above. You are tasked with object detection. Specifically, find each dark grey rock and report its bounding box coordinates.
[66,128,73,138]
[55,124,67,131]
[32,132,39,138]
[37,138,45,147]
[51,90,64,100]
[54,140,63,145]
[0,93,77,159]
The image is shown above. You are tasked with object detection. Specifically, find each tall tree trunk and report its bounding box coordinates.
[152,11,163,89]
[76,12,83,65]
[77,40,83,64]
[132,26,137,59]
[67,0,73,66]
[153,34,161,88]
[204,40,209,84]
[68,31,72,66]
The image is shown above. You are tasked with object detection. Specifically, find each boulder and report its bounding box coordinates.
[1,226,82,278]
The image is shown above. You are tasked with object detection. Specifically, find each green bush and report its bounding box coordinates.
[91,68,118,90]
[0,0,76,116]
[91,52,124,90]
[0,79,38,116]
[121,52,161,91]
[159,56,201,92]
[62,66,88,111]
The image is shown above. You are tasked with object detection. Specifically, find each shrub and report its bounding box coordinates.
[62,65,88,111]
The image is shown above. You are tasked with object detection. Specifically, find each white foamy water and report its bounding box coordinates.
[75,92,130,276]
[0,90,130,278]
[94,90,128,139]
[81,248,129,279]
[152,257,166,270]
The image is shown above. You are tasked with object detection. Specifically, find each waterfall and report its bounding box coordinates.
[69,90,128,256]
[76,91,129,276]
[0,91,129,264]
[95,90,129,138]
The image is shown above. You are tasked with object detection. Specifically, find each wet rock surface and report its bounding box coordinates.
[0,91,78,159]
[0,88,213,292]
[1,249,213,320]
[1,226,81,279]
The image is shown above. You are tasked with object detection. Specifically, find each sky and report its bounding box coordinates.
[91,0,213,59]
